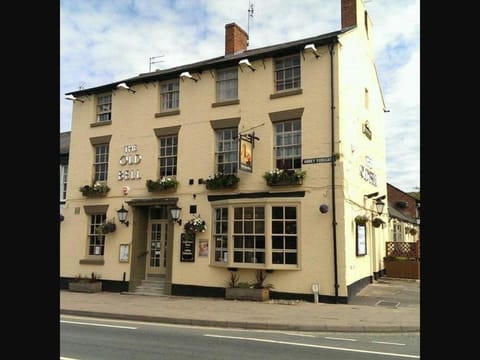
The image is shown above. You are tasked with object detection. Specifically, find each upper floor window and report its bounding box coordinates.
[274,119,302,170]
[215,128,238,174]
[60,164,68,202]
[96,93,112,122]
[216,67,238,102]
[88,214,106,256]
[274,54,301,92]
[159,135,178,177]
[160,79,179,111]
[94,144,109,182]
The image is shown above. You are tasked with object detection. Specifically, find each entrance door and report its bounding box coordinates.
[146,220,169,275]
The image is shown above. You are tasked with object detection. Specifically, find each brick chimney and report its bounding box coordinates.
[225,23,248,55]
[341,0,357,28]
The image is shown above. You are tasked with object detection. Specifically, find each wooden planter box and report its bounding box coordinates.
[384,259,420,279]
[68,281,102,293]
[225,287,270,301]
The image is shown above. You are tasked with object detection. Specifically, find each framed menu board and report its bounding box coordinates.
[180,233,195,262]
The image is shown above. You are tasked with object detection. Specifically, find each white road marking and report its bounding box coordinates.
[60,320,137,329]
[60,357,79,360]
[205,334,420,358]
[372,341,406,346]
[325,336,357,341]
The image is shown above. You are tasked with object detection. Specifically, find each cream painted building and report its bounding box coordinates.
[60,0,389,303]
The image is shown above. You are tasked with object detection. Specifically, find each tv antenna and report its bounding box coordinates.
[247,1,254,45]
[149,55,165,72]
[78,82,86,90]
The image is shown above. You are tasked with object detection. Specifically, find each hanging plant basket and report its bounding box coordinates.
[409,228,418,236]
[184,216,207,234]
[96,221,116,235]
[354,215,369,225]
[372,217,384,228]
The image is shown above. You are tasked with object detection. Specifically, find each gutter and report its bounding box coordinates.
[328,40,339,303]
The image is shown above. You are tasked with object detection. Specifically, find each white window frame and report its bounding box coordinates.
[212,202,300,269]
[60,164,68,202]
[96,93,112,122]
[274,119,302,170]
[88,214,106,256]
[215,128,238,174]
[159,135,178,177]
[274,54,301,92]
[216,67,238,102]
[160,79,179,111]
[94,144,109,182]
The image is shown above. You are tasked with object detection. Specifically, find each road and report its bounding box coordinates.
[60,315,420,359]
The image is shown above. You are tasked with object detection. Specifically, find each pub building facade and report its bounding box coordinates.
[60,0,389,303]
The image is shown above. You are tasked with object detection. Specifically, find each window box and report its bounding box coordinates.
[205,173,240,190]
[263,168,306,186]
[146,178,179,192]
[80,182,110,197]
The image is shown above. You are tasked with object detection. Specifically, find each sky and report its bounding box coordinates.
[60,0,419,193]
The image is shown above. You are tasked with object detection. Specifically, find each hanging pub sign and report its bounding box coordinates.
[180,233,195,262]
[239,134,253,172]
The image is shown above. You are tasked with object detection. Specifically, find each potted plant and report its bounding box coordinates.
[225,269,273,301]
[354,214,369,225]
[146,177,179,192]
[79,181,110,196]
[68,273,102,293]
[184,216,207,234]
[205,173,240,190]
[263,168,306,186]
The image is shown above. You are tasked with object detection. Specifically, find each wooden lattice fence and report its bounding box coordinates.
[386,241,420,259]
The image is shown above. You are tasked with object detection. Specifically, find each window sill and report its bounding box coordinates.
[269,88,303,99]
[90,121,112,127]
[155,109,180,118]
[210,263,299,270]
[211,99,240,108]
[79,258,105,265]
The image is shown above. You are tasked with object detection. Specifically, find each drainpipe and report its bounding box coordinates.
[329,40,339,303]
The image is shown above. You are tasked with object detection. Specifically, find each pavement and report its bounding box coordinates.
[60,277,420,333]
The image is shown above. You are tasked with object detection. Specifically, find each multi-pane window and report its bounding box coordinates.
[274,54,301,92]
[96,93,112,122]
[392,223,404,242]
[88,214,106,256]
[271,206,298,264]
[213,204,299,267]
[216,67,238,102]
[94,144,109,182]
[275,119,302,170]
[214,208,229,263]
[60,164,68,202]
[215,128,238,174]
[160,79,179,111]
[159,136,178,177]
[233,206,265,264]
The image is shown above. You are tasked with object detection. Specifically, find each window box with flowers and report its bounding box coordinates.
[95,220,116,235]
[205,173,240,190]
[146,177,179,192]
[184,216,207,235]
[80,182,110,197]
[263,168,306,186]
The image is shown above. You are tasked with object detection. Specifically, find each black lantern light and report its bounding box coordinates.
[170,206,182,225]
[116,204,129,226]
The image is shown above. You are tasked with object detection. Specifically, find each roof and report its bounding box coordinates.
[388,205,417,224]
[67,27,354,97]
[60,131,71,155]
